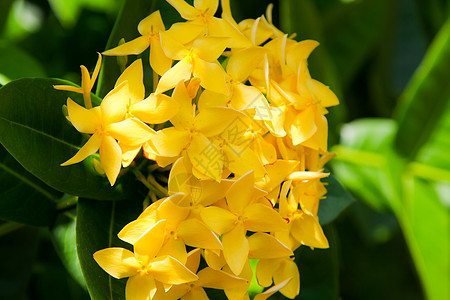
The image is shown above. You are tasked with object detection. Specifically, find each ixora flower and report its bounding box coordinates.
[94,220,198,300]
[57,0,342,299]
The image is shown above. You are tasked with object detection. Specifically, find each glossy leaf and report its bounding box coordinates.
[399,176,450,300]
[96,0,155,97]
[0,145,59,226]
[318,173,354,225]
[331,119,397,210]
[0,78,126,200]
[332,118,450,300]
[51,212,87,290]
[76,198,142,300]
[395,17,450,160]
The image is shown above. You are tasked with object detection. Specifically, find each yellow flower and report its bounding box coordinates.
[103,11,172,76]
[156,33,230,95]
[200,171,287,275]
[256,257,300,299]
[147,82,251,181]
[165,0,250,48]
[61,81,155,185]
[54,53,102,109]
[153,248,248,300]
[94,220,198,300]
[118,193,223,265]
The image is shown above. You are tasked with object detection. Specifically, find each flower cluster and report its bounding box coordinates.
[56,0,339,299]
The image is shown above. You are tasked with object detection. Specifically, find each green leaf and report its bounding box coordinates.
[0,42,46,85]
[97,0,155,98]
[0,145,59,226]
[76,198,142,300]
[0,227,40,300]
[51,212,87,291]
[318,173,354,225]
[332,118,450,300]
[331,119,398,210]
[0,78,126,200]
[394,17,450,160]
[399,176,450,300]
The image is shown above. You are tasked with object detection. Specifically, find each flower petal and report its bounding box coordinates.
[115,59,145,104]
[290,106,317,146]
[253,278,292,300]
[99,135,122,186]
[244,203,287,232]
[103,36,150,56]
[290,213,329,249]
[197,267,247,289]
[178,218,222,250]
[225,171,255,215]
[157,194,190,228]
[193,36,230,62]
[131,93,179,124]
[119,143,141,167]
[273,259,300,299]
[227,47,265,82]
[182,287,209,300]
[195,106,249,138]
[150,38,173,76]
[66,98,101,133]
[200,206,237,235]
[166,0,198,20]
[118,218,157,245]
[248,233,293,259]
[101,81,129,124]
[222,224,249,275]
[93,247,140,279]
[208,17,251,49]
[156,57,193,95]
[138,10,165,35]
[192,57,229,95]
[134,219,167,261]
[223,144,266,179]
[150,255,198,284]
[187,134,223,181]
[170,81,195,128]
[158,237,188,265]
[61,133,102,166]
[126,273,157,300]
[107,118,156,146]
[256,258,277,287]
[152,127,190,157]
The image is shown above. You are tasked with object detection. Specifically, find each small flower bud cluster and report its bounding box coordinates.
[56,0,339,299]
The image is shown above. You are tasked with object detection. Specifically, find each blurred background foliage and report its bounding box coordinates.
[0,0,449,299]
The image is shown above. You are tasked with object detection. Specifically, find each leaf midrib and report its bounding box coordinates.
[0,115,81,150]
